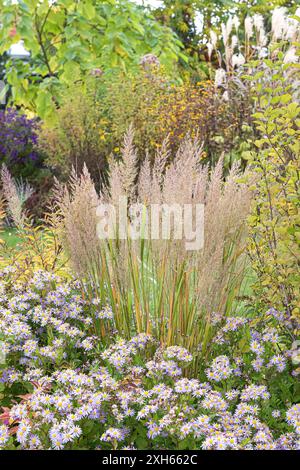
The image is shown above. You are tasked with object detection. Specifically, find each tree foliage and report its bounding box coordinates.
[0,0,185,119]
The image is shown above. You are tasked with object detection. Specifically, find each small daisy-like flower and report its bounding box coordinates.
[147,423,162,439]
[272,410,281,419]
[252,357,264,371]
[267,355,286,372]
[101,427,127,442]
[0,424,9,447]
[286,404,300,434]
[250,340,264,356]
[240,385,270,402]
[96,305,113,320]
[206,355,232,382]
[226,389,239,400]
[164,346,193,363]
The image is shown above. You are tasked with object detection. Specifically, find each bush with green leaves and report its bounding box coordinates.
[38,66,252,185]
[245,55,300,328]
[37,76,110,190]
[0,0,185,121]
[105,70,252,166]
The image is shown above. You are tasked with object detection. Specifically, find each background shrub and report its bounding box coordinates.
[39,68,252,186]
[0,108,53,220]
[246,57,300,329]
[38,78,109,190]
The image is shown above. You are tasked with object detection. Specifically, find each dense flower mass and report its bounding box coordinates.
[0,270,299,450]
[0,108,41,171]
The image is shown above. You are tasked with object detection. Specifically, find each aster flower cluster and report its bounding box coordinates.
[211,312,298,378]
[0,270,116,370]
[0,108,41,170]
[0,270,299,450]
[205,355,232,382]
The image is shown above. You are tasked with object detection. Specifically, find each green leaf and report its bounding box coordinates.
[61,60,81,83]
[36,90,52,119]
[82,3,96,20]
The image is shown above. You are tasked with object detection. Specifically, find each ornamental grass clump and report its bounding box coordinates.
[1,164,33,229]
[55,130,251,366]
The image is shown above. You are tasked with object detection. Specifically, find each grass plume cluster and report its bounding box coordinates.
[55,130,252,366]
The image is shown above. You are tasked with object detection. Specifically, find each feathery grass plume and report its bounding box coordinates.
[137,153,152,205]
[197,160,250,317]
[153,137,170,180]
[119,125,139,203]
[108,158,124,207]
[107,125,139,208]
[137,146,165,206]
[0,164,32,229]
[162,138,202,204]
[55,133,251,371]
[0,194,5,245]
[54,165,100,278]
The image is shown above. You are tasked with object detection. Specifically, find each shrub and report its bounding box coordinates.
[38,78,110,190]
[0,269,298,450]
[0,0,185,120]
[40,70,252,187]
[104,68,165,158]
[246,56,300,329]
[105,69,252,165]
[0,108,54,219]
[153,79,252,167]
